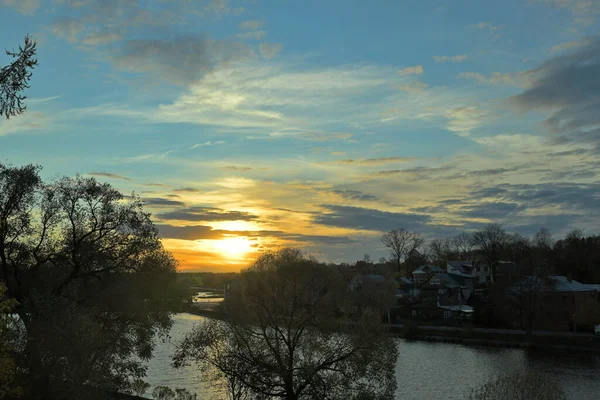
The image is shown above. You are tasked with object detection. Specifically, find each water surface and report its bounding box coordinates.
[145,313,600,399]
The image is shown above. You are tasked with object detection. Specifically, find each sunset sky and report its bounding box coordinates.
[1,0,600,271]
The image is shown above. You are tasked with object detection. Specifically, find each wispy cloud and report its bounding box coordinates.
[259,42,284,59]
[1,0,40,15]
[88,172,131,181]
[470,21,503,37]
[459,71,529,87]
[190,141,227,149]
[239,20,264,30]
[433,55,467,63]
[332,157,416,166]
[397,65,424,76]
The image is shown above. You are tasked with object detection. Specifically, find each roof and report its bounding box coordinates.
[439,305,474,313]
[550,276,599,292]
[398,277,413,285]
[447,260,475,274]
[514,276,600,292]
[429,273,462,287]
[412,264,443,275]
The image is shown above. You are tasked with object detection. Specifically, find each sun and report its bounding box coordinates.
[213,237,253,259]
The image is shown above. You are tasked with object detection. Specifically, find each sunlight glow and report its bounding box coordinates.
[212,237,253,259]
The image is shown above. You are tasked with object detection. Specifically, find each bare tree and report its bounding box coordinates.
[1,35,38,119]
[472,224,509,283]
[428,238,455,266]
[453,232,474,258]
[381,229,424,274]
[533,228,553,250]
[173,248,398,400]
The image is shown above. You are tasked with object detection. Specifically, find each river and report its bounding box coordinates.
[145,313,600,399]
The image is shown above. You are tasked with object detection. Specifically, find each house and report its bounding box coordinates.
[412,264,443,284]
[509,275,600,332]
[349,274,385,290]
[396,276,420,300]
[446,260,490,284]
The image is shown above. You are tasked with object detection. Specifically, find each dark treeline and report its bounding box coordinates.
[327,225,600,285]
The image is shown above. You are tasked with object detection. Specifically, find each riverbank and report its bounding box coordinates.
[390,323,600,353]
[184,306,600,353]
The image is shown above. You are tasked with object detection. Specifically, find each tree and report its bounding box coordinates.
[381,229,424,275]
[1,35,38,119]
[428,238,456,266]
[453,232,473,258]
[533,228,553,251]
[472,224,509,283]
[173,248,398,400]
[466,371,566,400]
[0,164,177,398]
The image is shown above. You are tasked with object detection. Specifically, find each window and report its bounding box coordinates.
[412,310,417,316]
[431,278,440,285]
[438,288,445,295]
[443,311,452,319]
[562,295,568,301]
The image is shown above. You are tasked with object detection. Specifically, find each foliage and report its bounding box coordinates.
[173,248,398,400]
[0,283,25,399]
[152,386,197,400]
[465,371,566,400]
[0,164,177,398]
[0,35,38,119]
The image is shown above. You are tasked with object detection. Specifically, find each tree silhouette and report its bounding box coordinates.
[0,164,178,398]
[1,35,38,119]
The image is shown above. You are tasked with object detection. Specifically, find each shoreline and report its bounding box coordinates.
[181,307,600,354]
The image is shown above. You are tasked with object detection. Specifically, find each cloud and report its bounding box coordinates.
[470,21,503,37]
[509,36,600,149]
[0,112,51,136]
[2,0,40,14]
[173,187,202,193]
[459,71,528,87]
[112,34,255,86]
[239,20,264,30]
[143,197,186,207]
[88,172,131,181]
[313,204,430,232]
[469,182,600,212]
[156,224,223,240]
[458,201,524,219]
[433,55,467,63]
[157,206,260,222]
[443,106,488,135]
[73,62,392,133]
[333,157,416,166]
[293,132,353,141]
[190,141,226,149]
[237,31,268,40]
[259,42,284,59]
[399,80,428,93]
[82,31,122,45]
[397,65,424,76]
[533,0,600,25]
[52,17,85,43]
[329,189,378,201]
[144,182,170,187]
[223,165,252,172]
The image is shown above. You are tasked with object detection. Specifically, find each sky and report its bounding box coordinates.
[1,0,600,271]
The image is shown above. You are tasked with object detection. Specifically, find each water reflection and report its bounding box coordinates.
[145,314,600,399]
